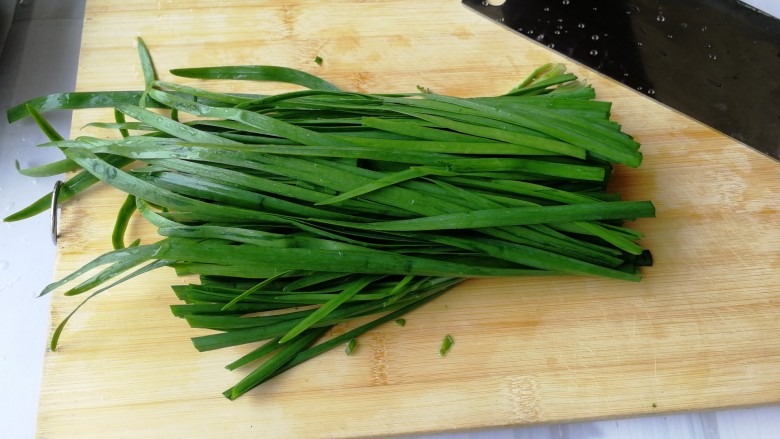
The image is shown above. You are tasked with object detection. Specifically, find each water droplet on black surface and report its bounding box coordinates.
[701,24,708,31]
[592,34,599,40]
[577,22,585,28]
[561,0,570,5]
[589,49,599,56]
[656,14,666,22]
[647,89,656,95]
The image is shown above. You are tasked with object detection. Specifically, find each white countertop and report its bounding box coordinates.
[1,1,778,438]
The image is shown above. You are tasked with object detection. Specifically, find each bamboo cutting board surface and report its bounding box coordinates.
[37,1,780,438]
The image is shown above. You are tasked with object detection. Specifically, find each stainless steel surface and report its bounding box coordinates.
[741,0,780,18]
[0,1,15,53]
[0,2,84,438]
[1,1,778,437]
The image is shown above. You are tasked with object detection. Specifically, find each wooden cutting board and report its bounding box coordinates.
[36,1,780,438]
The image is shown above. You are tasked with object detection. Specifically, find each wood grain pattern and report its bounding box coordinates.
[37,1,780,438]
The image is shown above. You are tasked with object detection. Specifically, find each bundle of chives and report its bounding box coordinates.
[5,39,653,400]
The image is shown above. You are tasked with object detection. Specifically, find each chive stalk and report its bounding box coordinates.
[4,37,654,399]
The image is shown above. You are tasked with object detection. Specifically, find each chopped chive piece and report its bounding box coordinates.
[395,318,406,327]
[314,56,323,66]
[439,335,454,357]
[345,338,357,355]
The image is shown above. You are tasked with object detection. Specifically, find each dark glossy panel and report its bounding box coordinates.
[464,0,780,160]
